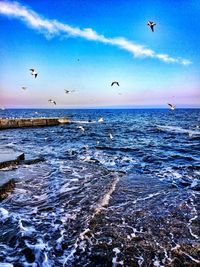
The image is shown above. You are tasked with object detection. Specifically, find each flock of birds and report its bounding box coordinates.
[20,21,175,110]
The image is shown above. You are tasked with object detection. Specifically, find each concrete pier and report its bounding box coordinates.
[0,117,70,130]
[0,149,25,169]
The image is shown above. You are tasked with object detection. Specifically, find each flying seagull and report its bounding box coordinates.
[98,117,104,123]
[22,86,27,90]
[64,89,75,94]
[30,69,38,78]
[109,133,113,140]
[111,81,120,87]
[48,99,56,105]
[78,126,85,132]
[167,103,175,110]
[147,21,156,32]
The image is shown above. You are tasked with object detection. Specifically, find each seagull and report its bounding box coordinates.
[98,117,104,123]
[111,81,119,87]
[78,126,85,132]
[48,99,56,105]
[109,133,113,140]
[30,69,38,78]
[22,86,27,90]
[147,21,156,32]
[64,89,75,94]
[167,103,175,110]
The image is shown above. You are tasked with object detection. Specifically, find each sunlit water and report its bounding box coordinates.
[0,109,200,266]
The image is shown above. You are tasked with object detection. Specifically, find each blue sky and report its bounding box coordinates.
[0,0,199,108]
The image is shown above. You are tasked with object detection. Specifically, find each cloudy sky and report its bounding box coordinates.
[0,0,199,108]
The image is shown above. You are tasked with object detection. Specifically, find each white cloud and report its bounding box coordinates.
[0,1,191,65]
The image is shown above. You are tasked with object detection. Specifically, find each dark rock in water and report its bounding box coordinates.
[0,148,24,169]
[0,147,45,169]
[20,157,45,165]
[0,176,15,200]
[22,247,35,263]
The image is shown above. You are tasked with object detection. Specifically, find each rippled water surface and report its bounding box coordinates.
[0,109,200,266]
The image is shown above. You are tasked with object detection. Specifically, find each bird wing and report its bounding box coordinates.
[150,25,154,32]
[111,82,119,86]
[30,69,34,71]
[35,73,38,78]
[167,103,173,108]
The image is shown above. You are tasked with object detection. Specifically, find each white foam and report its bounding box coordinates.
[112,247,123,267]
[72,120,96,124]
[135,256,144,267]
[95,175,119,214]
[182,252,200,264]
[0,263,14,267]
[19,219,35,236]
[152,256,164,267]
[0,207,9,220]
[156,125,200,135]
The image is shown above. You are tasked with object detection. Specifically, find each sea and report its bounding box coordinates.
[0,108,200,267]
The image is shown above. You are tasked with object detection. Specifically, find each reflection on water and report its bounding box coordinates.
[0,109,200,266]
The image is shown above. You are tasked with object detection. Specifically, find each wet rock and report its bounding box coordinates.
[22,247,35,263]
[0,148,24,169]
[0,175,15,201]
[20,157,45,165]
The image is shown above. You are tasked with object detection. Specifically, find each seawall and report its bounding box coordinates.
[0,117,70,130]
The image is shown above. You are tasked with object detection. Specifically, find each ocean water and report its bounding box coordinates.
[0,108,200,266]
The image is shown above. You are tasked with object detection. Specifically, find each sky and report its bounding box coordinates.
[0,0,200,108]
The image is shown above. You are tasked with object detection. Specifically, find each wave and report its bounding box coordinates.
[156,125,200,135]
[72,120,97,124]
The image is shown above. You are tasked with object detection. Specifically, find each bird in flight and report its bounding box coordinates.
[111,81,120,86]
[21,86,27,90]
[77,125,85,132]
[167,103,176,110]
[98,117,104,123]
[48,99,56,105]
[64,89,75,94]
[30,69,38,78]
[147,21,156,32]
[109,133,113,140]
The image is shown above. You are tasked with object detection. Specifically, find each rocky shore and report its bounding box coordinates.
[0,148,44,200]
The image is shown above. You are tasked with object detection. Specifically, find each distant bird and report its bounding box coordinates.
[48,99,56,105]
[21,86,27,90]
[147,21,156,32]
[167,103,175,110]
[109,133,113,140]
[98,117,104,123]
[30,69,38,78]
[64,89,75,94]
[78,126,85,132]
[111,81,119,87]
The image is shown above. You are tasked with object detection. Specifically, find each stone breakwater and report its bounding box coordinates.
[0,117,70,130]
